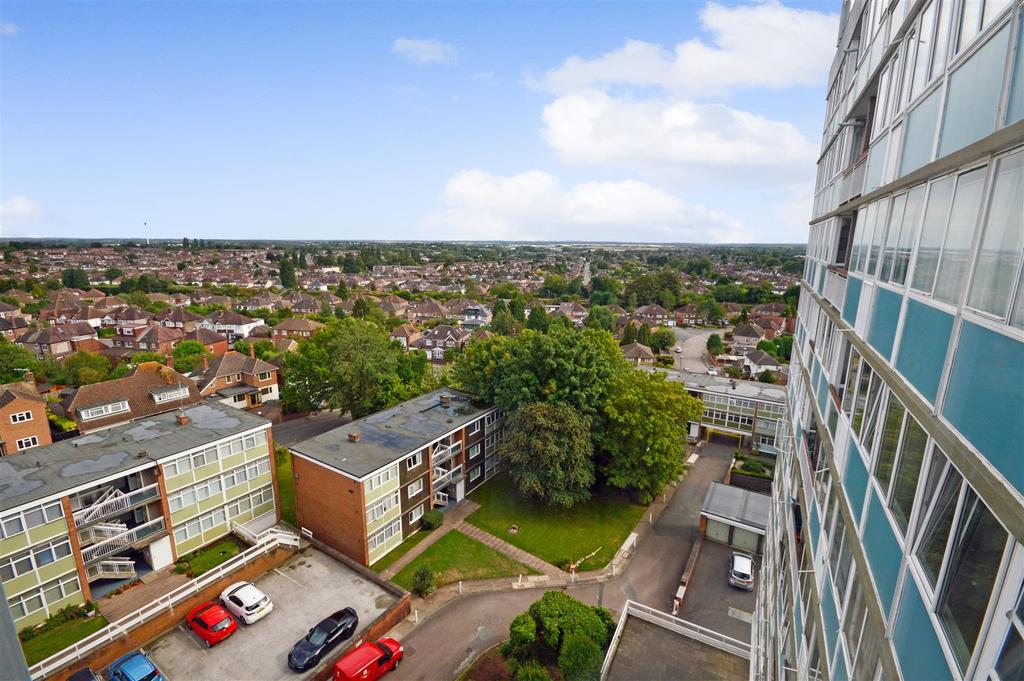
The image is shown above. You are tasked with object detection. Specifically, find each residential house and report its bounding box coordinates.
[0,302,19,319]
[454,302,492,329]
[544,302,588,326]
[0,384,51,455]
[378,295,409,317]
[674,304,707,327]
[389,324,422,349]
[16,323,97,359]
[289,389,504,566]
[634,304,674,327]
[133,325,185,356]
[201,310,263,343]
[156,307,203,332]
[732,324,766,353]
[417,324,470,362]
[621,342,656,366]
[271,318,323,340]
[194,350,280,410]
[406,298,449,323]
[287,294,321,316]
[0,317,29,342]
[184,327,229,357]
[56,362,202,434]
[743,350,782,377]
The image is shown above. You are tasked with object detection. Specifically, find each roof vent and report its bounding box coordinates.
[439,394,450,406]
[348,432,361,443]
[176,413,191,426]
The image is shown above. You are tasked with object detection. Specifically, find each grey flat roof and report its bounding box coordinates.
[217,384,258,397]
[700,482,770,533]
[646,367,787,404]
[0,402,269,513]
[289,389,493,479]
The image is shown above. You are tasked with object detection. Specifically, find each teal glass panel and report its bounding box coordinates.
[832,650,849,681]
[900,88,941,176]
[867,287,903,359]
[808,501,820,551]
[943,322,1024,492]
[863,490,902,612]
[896,299,953,403]
[939,25,1012,157]
[844,439,869,521]
[892,579,954,681]
[843,276,863,325]
[821,573,840,656]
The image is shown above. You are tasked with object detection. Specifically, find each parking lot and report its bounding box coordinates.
[148,547,399,680]
[678,539,759,643]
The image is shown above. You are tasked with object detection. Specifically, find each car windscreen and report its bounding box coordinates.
[211,617,233,632]
[246,596,268,612]
[307,623,332,646]
[139,669,161,681]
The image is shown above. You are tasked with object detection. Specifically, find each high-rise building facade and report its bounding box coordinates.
[753,0,1024,679]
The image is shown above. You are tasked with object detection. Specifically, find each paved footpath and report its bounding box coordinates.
[455,521,563,578]
[379,500,479,580]
[389,442,737,681]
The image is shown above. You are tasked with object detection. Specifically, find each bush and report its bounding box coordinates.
[18,604,94,642]
[411,564,436,597]
[558,634,603,681]
[740,459,766,474]
[527,592,614,652]
[515,661,551,681]
[421,509,444,530]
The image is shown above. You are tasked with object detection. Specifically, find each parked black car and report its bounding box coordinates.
[287,607,359,672]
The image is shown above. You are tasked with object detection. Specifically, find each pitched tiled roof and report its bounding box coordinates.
[621,342,655,360]
[185,327,228,345]
[59,362,201,430]
[194,351,277,392]
[273,318,323,332]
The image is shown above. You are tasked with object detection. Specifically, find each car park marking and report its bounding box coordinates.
[728,607,753,623]
[273,567,307,588]
[179,623,209,652]
[686,453,700,464]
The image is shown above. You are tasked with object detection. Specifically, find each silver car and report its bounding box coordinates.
[728,552,754,591]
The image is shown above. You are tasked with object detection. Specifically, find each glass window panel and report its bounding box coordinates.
[996,626,1024,680]
[893,185,926,284]
[873,397,906,493]
[24,508,45,529]
[982,0,1012,27]
[852,364,875,433]
[941,25,1012,156]
[912,175,956,292]
[43,583,62,605]
[880,194,909,281]
[935,490,1008,671]
[865,134,889,193]
[900,88,942,177]
[934,167,987,304]
[888,416,928,535]
[911,1,937,99]
[958,0,983,51]
[1012,260,1024,330]
[867,199,893,277]
[931,0,953,77]
[967,151,1024,318]
[915,464,963,587]
[1009,6,1024,125]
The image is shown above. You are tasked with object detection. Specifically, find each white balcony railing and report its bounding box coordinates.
[823,268,848,313]
[80,517,166,564]
[432,442,461,466]
[433,491,449,506]
[86,557,137,582]
[73,483,161,525]
[78,521,128,545]
[433,464,463,489]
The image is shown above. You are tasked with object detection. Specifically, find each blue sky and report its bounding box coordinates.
[0,1,839,243]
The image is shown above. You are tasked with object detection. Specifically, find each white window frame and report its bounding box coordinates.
[9,411,32,424]
[407,451,423,469]
[407,478,424,498]
[79,400,130,421]
[409,504,424,523]
[153,386,190,404]
[16,436,38,451]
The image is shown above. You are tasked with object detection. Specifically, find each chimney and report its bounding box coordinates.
[347,432,361,443]
[202,354,209,371]
[176,413,191,426]
[439,394,450,406]
[248,343,255,359]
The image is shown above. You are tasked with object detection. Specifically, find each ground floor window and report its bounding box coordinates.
[368,519,401,551]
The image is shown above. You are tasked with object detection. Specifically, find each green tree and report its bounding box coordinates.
[526,306,549,333]
[621,322,637,345]
[597,369,702,502]
[515,662,551,681]
[724,365,743,379]
[172,340,209,373]
[526,591,614,651]
[706,333,724,356]
[352,297,373,318]
[234,339,276,360]
[61,268,90,289]
[65,352,112,385]
[0,340,37,384]
[491,310,517,336]
[502,612,537,659]
[584,305,613,331]
[757,369,778,383]
[636,324,651,347]
[104,267,124,281]
[336,280,349,300]
[279,259,296,288]
[130,352,166,365]
[649,328,675,354]
[499,403,595,507]
[508,296,526,321]
[558,635,603,681]
[411,565,435,597]
[697,298,726,324]
[491,299,509,318]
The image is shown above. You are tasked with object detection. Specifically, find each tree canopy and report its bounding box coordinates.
[0,340,37,384]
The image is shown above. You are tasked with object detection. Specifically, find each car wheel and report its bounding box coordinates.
[205,639,213,648]
[392,657,401,671]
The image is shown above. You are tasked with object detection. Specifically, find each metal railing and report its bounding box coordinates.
[73,484,161,525]
[433,491,449,505]
[823,269,848,314]
[28,525,300,680]
[432,464,462,489]
[78,521,128,545]
[432,442,460,466]
[86,557,137,581]
[80,517,166,564]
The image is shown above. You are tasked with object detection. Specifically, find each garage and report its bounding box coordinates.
[699,481,769,554]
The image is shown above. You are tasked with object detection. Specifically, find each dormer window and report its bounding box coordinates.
[79,400,130,421]
[152,386,190,404]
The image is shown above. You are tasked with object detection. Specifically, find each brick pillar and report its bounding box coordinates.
[60,496,93,603]
[154,466,177,561]
[266,426,282,524]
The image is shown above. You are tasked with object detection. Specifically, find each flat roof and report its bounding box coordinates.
[700,482,770,534]
[289,389,493,479]
[0,402,270,513]
[647,367,787,404]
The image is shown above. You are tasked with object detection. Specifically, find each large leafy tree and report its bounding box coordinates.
[499,403,595,507]
[281,318,430,418]
[65,351,113,385]
[596,369,702,502]
[61,268,90,289]
[0,340,37,384]
[526,305,549,333]
[278,259,296,288]
[172,340,209,373]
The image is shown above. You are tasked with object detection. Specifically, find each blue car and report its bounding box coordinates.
[108,651,165,681]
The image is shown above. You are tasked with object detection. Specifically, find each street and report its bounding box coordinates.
[671,326,726,373]
[390,442,737,681]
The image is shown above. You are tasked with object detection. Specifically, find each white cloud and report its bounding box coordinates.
[421,169,751,243]
[1,22,19,36]
[536,1,837,95]
[542,90,816,176]
[0,196,40,228]
[391,37,458,65]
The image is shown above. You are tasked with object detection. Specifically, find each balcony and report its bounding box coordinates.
[484,418,504,435]
[823,268,848,313]
[73,484,161,526]
[433,464,463,489]
[86,557,137,582]
[80,517,166,564]
[432,442,461,467]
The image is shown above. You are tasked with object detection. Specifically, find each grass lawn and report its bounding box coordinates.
[21,614,108,666]
[467,476,645,571]
[179,539,242,577]
[275,447,297,526]
[370,529,433,574]
[392,531,536,591]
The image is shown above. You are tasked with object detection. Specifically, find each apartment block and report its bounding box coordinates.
[0,402,277,632]
[289,389,504,566]
[754,0,1024,680]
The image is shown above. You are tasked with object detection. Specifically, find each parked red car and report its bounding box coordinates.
[186,601,237,647]
[332,638,403,681]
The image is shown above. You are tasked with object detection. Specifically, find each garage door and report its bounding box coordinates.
[733,527,761,553]
[705,519,731,544]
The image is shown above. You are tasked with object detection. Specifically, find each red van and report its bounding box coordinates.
[332,638,403,681]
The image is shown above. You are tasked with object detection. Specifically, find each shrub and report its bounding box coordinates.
[741,459,766,474]
[558,634,603,681]
[515,661,551,681]
[502,612,537,658]
[411,564,436,597]
[527,592,614,652]
[421,509,444,530]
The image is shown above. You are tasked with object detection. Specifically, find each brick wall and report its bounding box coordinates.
[292,455,368,564]
[0,397,52,455]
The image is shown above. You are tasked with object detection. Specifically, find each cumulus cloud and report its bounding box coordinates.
[1,22,19,36]
[420,169,751,243]
[536,1,837,95]
[0,196,40,227]
[542,90,817,176]
[391,37,458,64]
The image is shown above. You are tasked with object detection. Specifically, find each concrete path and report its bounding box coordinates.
[388,442,739,681]
[379,500,480,580]
[455,521,563,578]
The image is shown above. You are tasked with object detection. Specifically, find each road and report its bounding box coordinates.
[670,326,725,373]
[390,442,737,681]
[272,410,351,447]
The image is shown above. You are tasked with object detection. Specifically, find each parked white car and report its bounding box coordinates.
[707,367,719,376]
[728,552,755,591]
[673,346,682,353]
[220,581,273,624]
